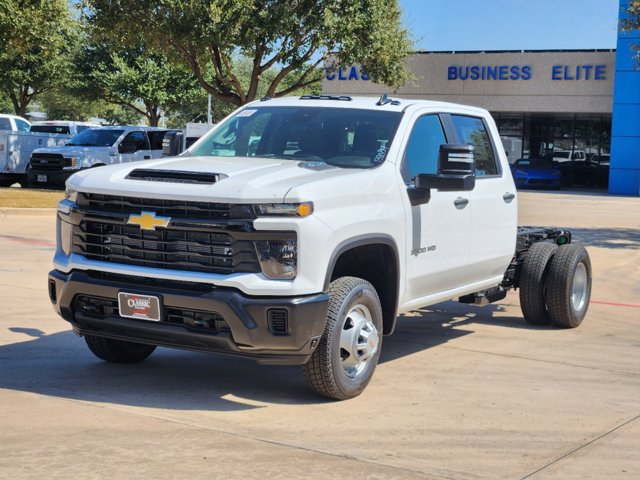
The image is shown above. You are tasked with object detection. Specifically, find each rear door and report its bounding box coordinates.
[447,114,517,286]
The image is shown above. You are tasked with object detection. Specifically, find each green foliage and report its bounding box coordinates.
[621,0,640,60]
[84,0,412,106]
[0,0,77,116]
[0,92,13,114]
[75,41,204,126]
[36,88,143,124]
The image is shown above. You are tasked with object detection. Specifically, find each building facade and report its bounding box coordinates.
[322,2,639,195]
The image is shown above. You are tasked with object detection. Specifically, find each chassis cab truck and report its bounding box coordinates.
[49,96,592,400]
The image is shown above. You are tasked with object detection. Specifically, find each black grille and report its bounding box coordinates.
[126,169,221,185]
[77,193,255,221]
[72,221,260,275]
[75,295,229,332]
[30,153,68,170]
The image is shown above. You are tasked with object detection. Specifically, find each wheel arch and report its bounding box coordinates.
[324,234,400,335]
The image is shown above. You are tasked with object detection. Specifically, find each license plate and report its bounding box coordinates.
[118,292,161,321]
[37,174,47,182]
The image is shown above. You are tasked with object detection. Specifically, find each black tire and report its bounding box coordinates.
[519,242,558,325]
[303,277,383,400]
[85,335,156,363]
[546,244,592,328]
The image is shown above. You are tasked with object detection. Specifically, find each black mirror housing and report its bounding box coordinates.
[414,144,476,192]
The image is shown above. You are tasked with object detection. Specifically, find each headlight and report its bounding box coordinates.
[64,184,78,203]
[253,202,313,217]
[68,156,84,168]
[254,239,297,279]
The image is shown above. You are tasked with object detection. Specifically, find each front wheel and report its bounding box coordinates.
[85,335,156,363]
[303,277,383,400]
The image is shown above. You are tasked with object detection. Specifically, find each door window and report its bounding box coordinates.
[403,114,447,181]
[122,131,149,151]
[450,115,498,176]
[15,118,30,132]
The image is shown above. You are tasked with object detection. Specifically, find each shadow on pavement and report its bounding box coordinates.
[568,227,640,250]
[0,301,548,410]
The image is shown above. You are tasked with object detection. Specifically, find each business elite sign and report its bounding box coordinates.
[325,64,608,82]
[447,64,608,81]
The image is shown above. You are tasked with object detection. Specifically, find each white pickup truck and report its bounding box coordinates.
[27,126,169,187]
[49,96,592,400]
[0,115,71,186]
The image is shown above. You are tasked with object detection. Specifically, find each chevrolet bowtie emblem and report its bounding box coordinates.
[127,211,171,230]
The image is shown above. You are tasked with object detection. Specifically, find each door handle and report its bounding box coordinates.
[503,192,515,202]
[454,197,469,207]
[143,155,151,159]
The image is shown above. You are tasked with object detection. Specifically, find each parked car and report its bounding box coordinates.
[30,121,100,136]
[553,149,586,163]
[510,158,562,189]
[26,126,169,187]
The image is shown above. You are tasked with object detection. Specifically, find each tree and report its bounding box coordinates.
[0,0,76,116]
[84,0,412,107]
[621,0,640,59]
[77,42,204,126]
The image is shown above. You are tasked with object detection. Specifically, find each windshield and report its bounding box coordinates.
[189,106,402,168]
[67,129,123,147]
[31,125,70,134]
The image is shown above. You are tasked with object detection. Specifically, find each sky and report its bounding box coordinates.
[399,0,621,52]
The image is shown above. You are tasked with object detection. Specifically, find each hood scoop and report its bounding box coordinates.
[126,169,226,185]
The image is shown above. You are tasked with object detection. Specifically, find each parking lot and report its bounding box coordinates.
[0,191,639,480]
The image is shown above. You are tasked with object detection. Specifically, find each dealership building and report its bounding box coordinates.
[322,1,640,195]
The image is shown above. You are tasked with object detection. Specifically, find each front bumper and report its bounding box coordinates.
[49,269,329,365]
[27,168,75,186]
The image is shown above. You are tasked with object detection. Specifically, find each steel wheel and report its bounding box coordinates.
[571,262,588,311]
[340,304,380,379]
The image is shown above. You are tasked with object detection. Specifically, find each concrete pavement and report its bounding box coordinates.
[0,191,639,479]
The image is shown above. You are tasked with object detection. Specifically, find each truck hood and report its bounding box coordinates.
[33,145,113,157]
[68,155,361,202]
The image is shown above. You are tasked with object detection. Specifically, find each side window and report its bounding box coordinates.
[450,115,498,176]
[15,119,30,132]
[0,118,11,130]
[403,114,446,181]
[123,131,148,151]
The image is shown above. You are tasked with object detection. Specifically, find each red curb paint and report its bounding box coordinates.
[0,235,56,248]
[590,300,640,309]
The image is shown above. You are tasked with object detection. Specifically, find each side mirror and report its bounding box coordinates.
[415,144,476,191]
[119,141,136,154]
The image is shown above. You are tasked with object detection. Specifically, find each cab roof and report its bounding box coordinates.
[246,94,489,116]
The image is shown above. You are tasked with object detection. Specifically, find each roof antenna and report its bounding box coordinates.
[377,94,400,106]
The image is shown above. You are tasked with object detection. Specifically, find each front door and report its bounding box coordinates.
[402,113,471,302]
